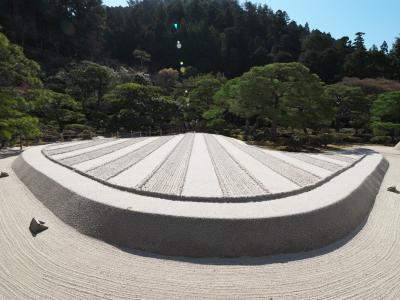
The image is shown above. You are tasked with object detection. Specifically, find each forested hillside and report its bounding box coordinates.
[1,0,400,81]
[0,0,399,148]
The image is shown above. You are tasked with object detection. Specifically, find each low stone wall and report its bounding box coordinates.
[13,147,388,257]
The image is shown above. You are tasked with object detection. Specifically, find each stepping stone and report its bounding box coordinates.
[29,218,49,235]
[387,186,400,194]
[0,172,9,178]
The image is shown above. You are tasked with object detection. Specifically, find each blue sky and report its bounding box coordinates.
[103,0,400,48]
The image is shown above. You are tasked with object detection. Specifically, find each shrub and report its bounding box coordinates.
[78,129,94,140]
[318,133,335,147]
[370,136,393,145]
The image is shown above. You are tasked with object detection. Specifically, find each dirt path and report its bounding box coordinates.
[0,148,399,299]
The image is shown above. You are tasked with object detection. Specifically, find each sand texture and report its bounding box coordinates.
[0,147,399,299]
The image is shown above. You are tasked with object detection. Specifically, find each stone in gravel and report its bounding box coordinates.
[29,218,48,235]
[387,186,400,194]
[0,171,9,178]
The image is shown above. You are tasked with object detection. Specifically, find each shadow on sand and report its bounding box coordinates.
[0,148,22,159]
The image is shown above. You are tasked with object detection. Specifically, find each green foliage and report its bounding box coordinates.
[132,49,151,69]
[104,83,179,131]
[29,89,84,133]
[175,74,226,130]
[0,32,42,88]
[324,84,371,131]
[0,91,41,145]
[370,136,393,145]
[0,33,42,146]
[216,62,332,139]
[0,0,105,59]
[64,61,116,126]
[154,68,179,92]
[371,91,400,139]
[1,1,400,82]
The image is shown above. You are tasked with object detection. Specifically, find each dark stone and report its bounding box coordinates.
[29,218,49,235]
[387,186,400,194]
[0,172,9,178]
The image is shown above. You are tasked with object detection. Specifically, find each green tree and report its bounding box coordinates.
[343,33,368,78]
[371,91,400,140]
[104,83,179,132]
[218,62,328,139]
[132,49,151,69]
[65,61,115,128]
[0,32,41,147]
[154,68,179,92]
[325,85,370,133]
[30,89,84,133]
[354,32,366,51]
[0,32,42,89]
[175,74,225,130]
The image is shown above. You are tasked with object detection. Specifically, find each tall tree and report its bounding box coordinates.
[325,85,370,133]
[175,74,225,130]
[217,62,328,139]
[104,83,178,132]
[0,32,41,147]
[64,61,115,127]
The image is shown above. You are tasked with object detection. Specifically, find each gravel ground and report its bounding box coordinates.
[283,152,343,172]
[204,134,268,197]
[225,136,321,187]
[0,147,399,299]
[44,139,114,156]
[139,133,195,195]
[59,138,144,166]
[181,134,223,197]
[215,135,299,193]
[87,136,174,181]
[72,137,157,172]
[109,135,183,188]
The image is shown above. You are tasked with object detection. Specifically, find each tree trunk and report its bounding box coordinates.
[244,118,250,140]
[19,134,23,150]
[271,115,277,141]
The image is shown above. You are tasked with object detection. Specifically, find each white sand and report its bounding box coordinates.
[262,148,332,178]
[73,137,157,172]
[181,134,223,197]
[139,134,194,195]
[109,135,183,187]
[215,135,299,193]
[39,133,367,199]
[0,148,399,299]
[305,153,349,166]
[44,140,89,151]
[51,138,128,160]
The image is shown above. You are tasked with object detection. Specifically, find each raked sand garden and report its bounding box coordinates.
[0,140,399,298]
[6,133,389,258]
